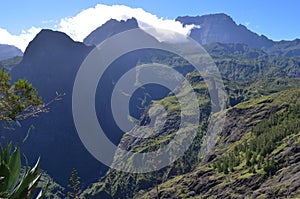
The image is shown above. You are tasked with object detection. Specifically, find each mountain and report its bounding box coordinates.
[83,18,139,46]
[265,39,300,57]
[82,76,300,198]
[203,42,300,81]
[204,42,268,59]
[177,13,300,57]
[2,12,300,198]
[141,88,300,199]
[176,14,274,49]
[77,15,300,199]
[0,56,22,71]
[5,19,162,186]
[4,29,101,186]
[0,44,23,60]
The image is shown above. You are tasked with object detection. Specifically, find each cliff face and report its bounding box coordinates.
[7,25,163,186]
[7,29,100,185]
[176,14,274,49]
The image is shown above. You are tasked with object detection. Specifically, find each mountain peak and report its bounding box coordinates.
[26,29,76,48]
[83,17,139,46]
[177,13,235,26]
[21,29,88,66]
[176,13,274,49]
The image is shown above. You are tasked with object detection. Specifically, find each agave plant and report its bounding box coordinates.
[0,143,46,199]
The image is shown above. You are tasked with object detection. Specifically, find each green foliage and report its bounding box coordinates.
[67,168,82,199]
[263,158,278,176]
[83,77,300,198]
[0,143,45,199]
[138,44,300,82]
[212,102,300,175]
[0,68,42,122]
[213,54,299,81]
[0,68,53,198]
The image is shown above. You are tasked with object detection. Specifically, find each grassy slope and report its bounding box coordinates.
[81,44,300,198]
[82,77,300,199]
[140,88,300,199]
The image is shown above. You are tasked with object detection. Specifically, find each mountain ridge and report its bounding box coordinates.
[0,44,23,61]
[176,13,300,56]
[83,18,139,46]
[82,13,300,58]
[176,13,274,49]
[2,12,300,198]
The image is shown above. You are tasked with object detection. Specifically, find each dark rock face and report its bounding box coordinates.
[83,18,139,46]
[5,27,168,186]
[7,28,147,185]
[5,29,103,186]
[176,13,274,49]
[177,13,300,57]
[0,44,23,60]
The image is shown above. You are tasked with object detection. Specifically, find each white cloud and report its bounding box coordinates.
[42,19,59,24]
[0,4,198,51]
[0,27,41,52]
[58,4,197,43]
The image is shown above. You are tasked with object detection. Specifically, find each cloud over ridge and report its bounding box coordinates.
[0,4,197,51]
[0,27,41,52]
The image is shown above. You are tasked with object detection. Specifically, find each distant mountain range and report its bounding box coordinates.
[81,13,300,57]
[176,14,300,56]
[0,44,22,60]
[0,13,299,197]
[177,14,274,49]
[1,13,300,61]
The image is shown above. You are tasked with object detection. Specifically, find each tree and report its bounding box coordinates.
[264,158,278,176]
[67,168,82,199]
[0,68,61,198]
[0,68,43,122]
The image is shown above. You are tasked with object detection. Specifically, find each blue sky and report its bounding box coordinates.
[0,0,299,50]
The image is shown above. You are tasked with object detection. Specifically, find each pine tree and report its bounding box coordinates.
[67,168,82,199]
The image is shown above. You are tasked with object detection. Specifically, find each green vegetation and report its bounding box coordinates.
[67,168,82,199]
[0,144,45,199]
[137,89,300,198]
[0,68,42,122]
[205,43,299,81]
[3,43,298,198]
[212,102,300,175]
[0,68,51,198]
[83,83,300,198]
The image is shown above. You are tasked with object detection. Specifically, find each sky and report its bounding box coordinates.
[0,0,299,51]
